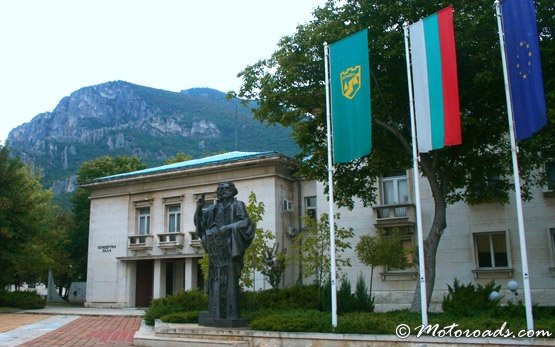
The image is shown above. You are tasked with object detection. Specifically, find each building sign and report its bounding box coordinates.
[98,245,116,253]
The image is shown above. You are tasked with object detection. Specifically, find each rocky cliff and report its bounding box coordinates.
[7,81,298,195]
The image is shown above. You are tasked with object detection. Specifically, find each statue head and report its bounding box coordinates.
[216,181,238,201]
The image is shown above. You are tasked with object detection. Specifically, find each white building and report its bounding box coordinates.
[84,151,555,309]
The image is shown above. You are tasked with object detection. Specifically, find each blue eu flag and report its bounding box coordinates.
[500,0,547,140]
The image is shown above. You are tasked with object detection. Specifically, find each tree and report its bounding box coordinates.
[0,145,56,287]
[69,155,146,280]
[241,192,276,289]
[165,152,193,165]
[261,242,287,289]
[356,229,409,298]
[236,0,554,311]
[294,213,354,288]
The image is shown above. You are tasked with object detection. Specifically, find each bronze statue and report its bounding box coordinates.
[194,182,254,327]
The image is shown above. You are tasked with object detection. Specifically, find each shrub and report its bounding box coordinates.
[250,310,332,332]
[442,279,501,316]
[160,311,200,324]
[336,312,397,334]
[144,290,208,325]
[337,277,356,313]
[0,291,46,309]
[241,285,321,311]
[322,275,374,314]
[353,274,374,312]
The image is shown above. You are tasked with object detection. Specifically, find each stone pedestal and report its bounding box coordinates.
[198,311,249,328]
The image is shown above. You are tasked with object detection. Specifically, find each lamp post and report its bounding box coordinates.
[508,280,519,305]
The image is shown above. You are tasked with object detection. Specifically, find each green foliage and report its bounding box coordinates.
[354,274,374,312]
[249,307,555,335]
[76,155,147,184]
[241,285,321,311]
[260,243,287,289]
[160,311,200,324]
[442,279,501,316]
[294,213,354,287]
[322,275,374,314]
[0,291,46,309]
[242,192,276,288]
[164,152,193,165]
[356,230,409,270]
[144,290,208,325]
[336,312,397,334]
[0,145,58,287]
[250,310,332,333]
[199,254,209,285]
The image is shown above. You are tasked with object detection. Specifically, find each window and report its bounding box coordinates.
[546,161,555,191]
[196,192,215,208]
[305,196,317,220]
[474,232,509,268]
[137,207,150,235]
[381,171,409,205]
[167,205,181,233]
[379,171,409,218]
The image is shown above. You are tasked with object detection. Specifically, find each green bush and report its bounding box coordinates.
[160,311,200,324]
[336,312,397,334]
[250,310,332,332]
[337,277,356,313]
[144,290,208,325]
[322,276,374,314]
[241,285,321,311]
[353,274,374,312]
[0,291,46,309]
[442,279,501,316]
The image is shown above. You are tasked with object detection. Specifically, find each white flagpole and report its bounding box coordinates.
[403,22,428,327]
[323,42,338,328]
[495,0,534,331]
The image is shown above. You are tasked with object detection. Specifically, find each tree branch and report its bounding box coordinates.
[373,117,412,155]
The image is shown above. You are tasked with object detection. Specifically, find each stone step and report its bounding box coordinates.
[134,321,249,347]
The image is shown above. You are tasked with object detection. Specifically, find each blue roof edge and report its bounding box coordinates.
[90,151,287,184]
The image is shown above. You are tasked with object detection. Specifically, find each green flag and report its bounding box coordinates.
[329,29,371,164]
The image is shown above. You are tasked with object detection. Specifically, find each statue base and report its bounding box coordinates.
[198,311,249,328]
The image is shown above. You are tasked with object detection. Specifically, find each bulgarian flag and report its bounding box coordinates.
[409,6,461,153]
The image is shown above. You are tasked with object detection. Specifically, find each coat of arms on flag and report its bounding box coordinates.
[340,65,361,99]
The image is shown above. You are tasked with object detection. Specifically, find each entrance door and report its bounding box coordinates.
[135,260,154,307]
[165,262,174,296]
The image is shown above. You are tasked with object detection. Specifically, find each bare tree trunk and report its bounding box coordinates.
[410,154,448,312]
[410,201,446,312]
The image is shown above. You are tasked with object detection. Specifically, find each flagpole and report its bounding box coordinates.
[324,42,338,328]
[495,0,534,331]
[403,22,428,327]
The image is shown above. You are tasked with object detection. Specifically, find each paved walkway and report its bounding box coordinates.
[0,306,144,346]
[0,315,51,334]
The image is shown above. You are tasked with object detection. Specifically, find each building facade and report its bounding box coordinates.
[84,151,555,309]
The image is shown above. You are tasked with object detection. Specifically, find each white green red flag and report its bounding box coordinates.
[408,6,461,153]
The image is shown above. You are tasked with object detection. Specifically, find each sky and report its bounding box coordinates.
[0,0,326,145]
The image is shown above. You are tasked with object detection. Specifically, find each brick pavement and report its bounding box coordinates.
[0,315,51,333]
[20,316,142,347]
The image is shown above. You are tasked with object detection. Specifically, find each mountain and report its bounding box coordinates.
[7,81,298,197]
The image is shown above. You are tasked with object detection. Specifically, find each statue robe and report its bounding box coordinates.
[194,198,254,321]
